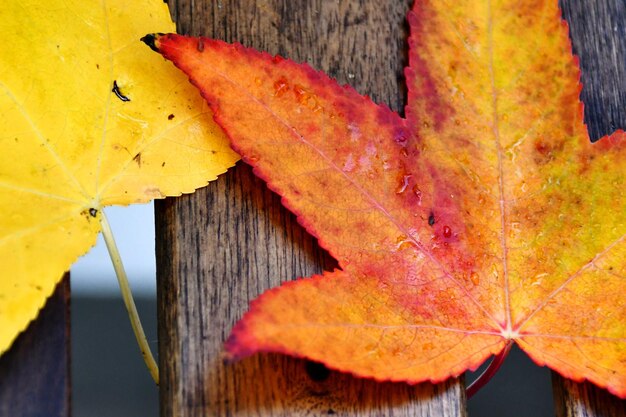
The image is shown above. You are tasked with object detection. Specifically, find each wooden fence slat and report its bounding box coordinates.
[156,1,466,416]
[560,0,626,141]
[553,376,626,417]
[0,276,70,417]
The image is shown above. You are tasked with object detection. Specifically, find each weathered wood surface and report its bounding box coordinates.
[0,276,70,417]
[156,1,466,416]
[155,1,625,417]
[561,0,626,141]
[553,376,626,417]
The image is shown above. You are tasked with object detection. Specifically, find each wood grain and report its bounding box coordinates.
[560,0,626,140]
[553,376,626,417]
[156,1,466,416]
[0,276,70,417]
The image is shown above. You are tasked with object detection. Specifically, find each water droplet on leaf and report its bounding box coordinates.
[396,174,411,194]
[273,77,289,97]
[412,185,422,204]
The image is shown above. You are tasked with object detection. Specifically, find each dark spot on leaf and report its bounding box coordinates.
[161,161,166,167]
[327,409,336,415]
[89,208,98,217]
[35,285,42,291]
[112,80,130,102]
[133,153,142,166]
[168,113,175,120]
[534,141,550,156]
[197,39,205,52]
[305,361,330,382]
[96,63,100,69]
[428,212,435,226]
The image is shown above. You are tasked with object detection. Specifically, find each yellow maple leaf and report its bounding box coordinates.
[0,0,238,363]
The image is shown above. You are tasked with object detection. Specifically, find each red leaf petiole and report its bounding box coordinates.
[466,340,514,398]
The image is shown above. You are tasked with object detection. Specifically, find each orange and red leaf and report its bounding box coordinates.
[148,0,626,396]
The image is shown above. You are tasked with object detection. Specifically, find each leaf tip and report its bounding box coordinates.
[140,33,165,53]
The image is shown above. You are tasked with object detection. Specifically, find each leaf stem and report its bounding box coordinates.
[99,210,159,384]
[466,340,513,398]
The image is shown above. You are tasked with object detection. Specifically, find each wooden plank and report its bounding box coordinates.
[553,376,626,417]
[560,0,626,141]
[156,1,466,416]
[551,1,626,416]
[0,276,70,417]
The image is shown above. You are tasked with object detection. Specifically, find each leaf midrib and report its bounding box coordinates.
[486,0,513,333]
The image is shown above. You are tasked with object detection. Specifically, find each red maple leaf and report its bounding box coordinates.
[146,0,626,396]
